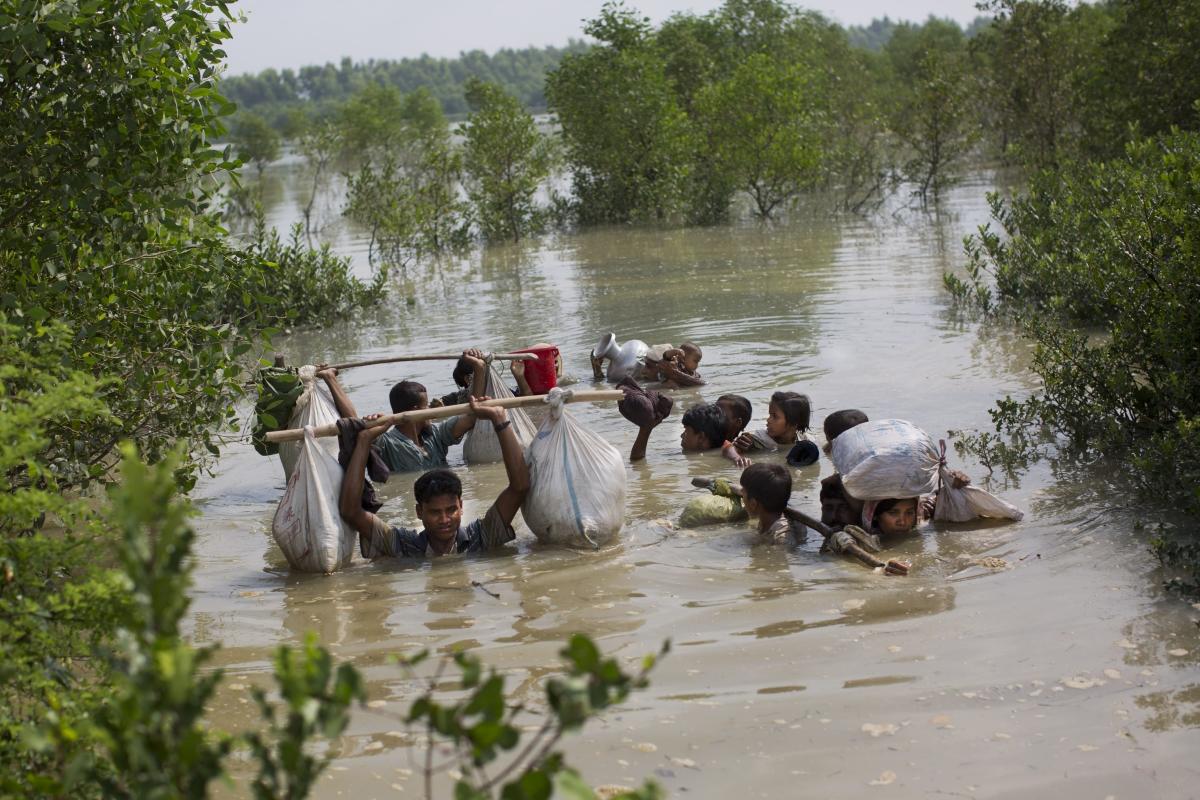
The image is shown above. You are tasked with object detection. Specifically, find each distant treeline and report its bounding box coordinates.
[219,41,590,126]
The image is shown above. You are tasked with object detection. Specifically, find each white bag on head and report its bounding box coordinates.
[831,419,941,501]
[272,426,357,573]
[463,363,537,464]
[522,388,626,548]
[278,365,340,482]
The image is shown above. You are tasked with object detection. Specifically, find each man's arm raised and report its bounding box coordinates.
[317,367,358,418]
[470,395,530,526]
[339,422,387,541]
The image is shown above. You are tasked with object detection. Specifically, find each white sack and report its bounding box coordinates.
[463,364,537,464]
[522,388,626,547]
[272,426,357,573]
[934,465,1024,522]
[278,365,340,481]
[831,419,940,501]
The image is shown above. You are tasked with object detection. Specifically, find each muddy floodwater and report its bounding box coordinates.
[190,167,1200,798]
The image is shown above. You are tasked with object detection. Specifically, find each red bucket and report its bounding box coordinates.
[515,343,559,395]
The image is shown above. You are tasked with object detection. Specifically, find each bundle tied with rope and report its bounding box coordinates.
[463,355,537,464]
[831,419,1022,527]
[521,387,627,548]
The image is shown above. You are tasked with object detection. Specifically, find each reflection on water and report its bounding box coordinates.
[193,165,1200,798]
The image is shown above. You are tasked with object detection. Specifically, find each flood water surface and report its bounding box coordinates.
[191,173,1200,798]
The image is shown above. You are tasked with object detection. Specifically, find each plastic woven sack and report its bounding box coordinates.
[463,363,537,464]
[831,419,940,501]
[934,465,1024,522]
[522,388,626,547]
[271,426,357,573]
[278,366,340,482]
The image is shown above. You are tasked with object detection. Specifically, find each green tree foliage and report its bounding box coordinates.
[219,42,590,130]
[394,635,667,799]
[546,3,692,224]
[232,112,282,180]
[462,78,555,241]
[945,129,1200,590]
[695,53,824,219]
[1,0,384,495]
[1079,0,1200,158]
[885,20,979,202]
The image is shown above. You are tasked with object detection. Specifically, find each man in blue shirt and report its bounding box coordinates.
[319,349,489,473]
[338,396,530,558]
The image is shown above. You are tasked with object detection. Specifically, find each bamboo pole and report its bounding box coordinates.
[329,352,537,370]
[264,390,624,443]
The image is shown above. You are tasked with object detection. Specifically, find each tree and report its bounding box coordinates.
[232,112,281,181]
[462,78,554,241]
[695,53,825,219]
[885,21,978,203]
[546,3,692,224]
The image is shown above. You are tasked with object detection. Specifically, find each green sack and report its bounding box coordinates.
[252,366,302,456]
[678,494,747,528]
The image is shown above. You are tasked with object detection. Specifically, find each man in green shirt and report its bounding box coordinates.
[318,349,488,473]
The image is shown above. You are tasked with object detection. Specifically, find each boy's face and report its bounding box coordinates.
[679,350,701,372]
[876,498,918,536]
[765,403,794,440]
[417,493,464,543]
[680,424,710,452]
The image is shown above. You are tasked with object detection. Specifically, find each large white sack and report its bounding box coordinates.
[463,363,537,464]
[522,388,626,547]
[831,419,940,501]
[272,426,357,573]
[278,365,340,481]
[934,465,1024,522]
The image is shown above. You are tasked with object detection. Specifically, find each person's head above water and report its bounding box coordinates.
[680,402,727,451]
[822,408,869,455]
[766,391,811,441]
[389,380,429,414]
[717,393,752,438]
[677,341,703,373]
[451,356,474,390]
[413,468,464,544]
[872,496,919,536]
[740,462,792,515]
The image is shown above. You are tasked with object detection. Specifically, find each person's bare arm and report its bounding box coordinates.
[722,440,751,466]
[658,360,705,387]
[465,348,489,398]
[590,351,605,381]
[510,359,532,396]
[316,367,358,418]
[339,425,387,539]
[471,396,530,526]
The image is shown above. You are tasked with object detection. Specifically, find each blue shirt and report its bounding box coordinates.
[360,504,515,559]
[375,417,463,473]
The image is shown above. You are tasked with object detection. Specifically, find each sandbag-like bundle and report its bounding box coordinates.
[934,467,1024,522]
[831,419,941,501]
[272,426,357,573]
[463,363,537,464]
[522,388,626,547]
[678,495,747,528]
[278,365,340,481]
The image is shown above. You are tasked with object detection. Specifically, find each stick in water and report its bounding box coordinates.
[263,390,624,443]
[329,352,537,371]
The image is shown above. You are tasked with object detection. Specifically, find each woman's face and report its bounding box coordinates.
[876,498,918,536]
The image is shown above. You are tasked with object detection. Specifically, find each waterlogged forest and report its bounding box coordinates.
[2,0,1199,797]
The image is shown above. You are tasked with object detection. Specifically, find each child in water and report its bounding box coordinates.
[733,392,817,463]
[649,342,705,387]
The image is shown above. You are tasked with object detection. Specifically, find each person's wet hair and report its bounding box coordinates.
[823,408,869,443]
[679,341,703,361]
[770,390,811,432]
[681,402,727,449]
[389,380,427,413]
[414,468,462,504]
[717,393,752,432]
[451,356,473,389]
[873,496,916,525]
[740,463,792,514]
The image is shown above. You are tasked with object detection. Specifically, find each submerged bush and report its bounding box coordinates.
[946,128,1200,591]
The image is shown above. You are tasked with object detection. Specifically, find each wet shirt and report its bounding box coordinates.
[361,504,515,558]
[756,514,808,543]
[741,428,812,453]
[375,417,462,473]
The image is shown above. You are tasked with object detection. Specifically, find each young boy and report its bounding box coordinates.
[817,408,869,531]
[650,342,705,388]
[740,463,806,542]
[338,396,529,558]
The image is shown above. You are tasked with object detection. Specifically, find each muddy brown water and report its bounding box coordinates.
[191,169,1200,798]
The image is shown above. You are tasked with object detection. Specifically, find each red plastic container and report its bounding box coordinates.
[515,343,560,395]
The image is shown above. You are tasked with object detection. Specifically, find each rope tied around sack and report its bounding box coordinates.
[546,386,574,419]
